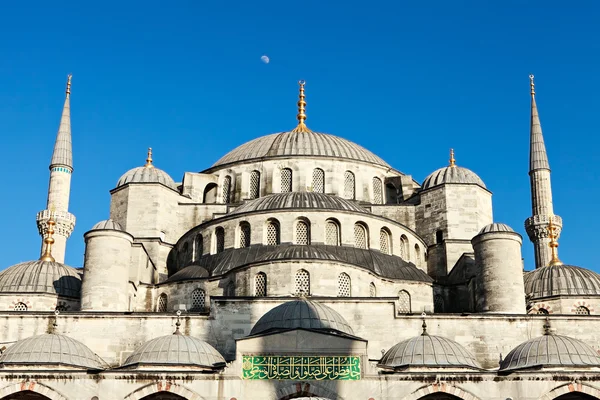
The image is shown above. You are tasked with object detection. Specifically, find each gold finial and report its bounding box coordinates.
[145,147,154,168]
[548,215,562,266]
[529,74,535,96]
[421,312,428,336]
[291,80,313,133]
[40,213,56,262]
[449,148,456,167]
[66,74,72,96]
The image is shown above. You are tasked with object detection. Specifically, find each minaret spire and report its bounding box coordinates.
[291,80,313,134]
[36,75,77,263]
[525,74,562,269]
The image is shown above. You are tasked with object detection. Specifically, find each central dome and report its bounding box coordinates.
[230,192,368,215]
[211,131,390,168]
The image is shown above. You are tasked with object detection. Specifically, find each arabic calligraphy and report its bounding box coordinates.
[241,355,361,380]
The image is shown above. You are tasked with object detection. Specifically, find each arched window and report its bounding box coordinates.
[372,177,383,204]
[194,234,203,261]
[575,306,590,315]
[203,183,218,203]
[537,308,549,315]
[226,281,235,297]
[255,272,267,297]
[266,220,280,245]
[325,219,340,246]
[296,220,310,245]
[343,171,355,200]
[434,294,444,312]
[157,294,168,312]
[190,289,206,311]
[338,273,351,297]
[295,269,310,295]
[380,228,391,255]
[369,282,376,297]
[239,222,251,248]
[415,244,422,265]
[14,302,27,311]
[400,235,409,260]
[222,175,232,204]
[215,227,225,253]
[354,223,368,249]
[398,290,411,313]
[312,168,325,193]
[281,168,292,193]
[249,170,261,199]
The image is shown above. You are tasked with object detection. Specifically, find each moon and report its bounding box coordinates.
[260,55,270,64]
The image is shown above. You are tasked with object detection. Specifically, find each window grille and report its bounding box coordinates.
[281,168,292,193]
[14,302,27,311]
[295,269,310,295]
[249,170,261,199]
[398,290,411,313]
[312,168,325,193]
[325,220,340,246]
[157,294,168,312]
[415,244,422,265]
[380,229,391,254]
[338,273,351,297]
[434,294,444,312]
[575,306,590,315]
[190,289,206,311]
[266,221,280,245]
[344,171,355,200]
[369,282,376,297]
[354,224,367,249]
[227,281,235,297]
[537,308,549,315]
[296,221,309,245]
[239,223,251,248]
[222,175,232,203]
[215,227,225,253]
[373,177,383,204]
[399,235,408,259]
[255,273,267,297]
[194,234,203,261]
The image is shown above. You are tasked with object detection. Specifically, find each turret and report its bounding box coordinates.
[36,75,76,263]
[472,223,526,313]
[524,75,562,269]
[80,220,133,311]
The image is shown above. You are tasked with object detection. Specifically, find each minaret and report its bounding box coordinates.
[525,74,562,269]
[36,75,76,263]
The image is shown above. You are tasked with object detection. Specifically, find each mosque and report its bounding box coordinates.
[0,75,599,400]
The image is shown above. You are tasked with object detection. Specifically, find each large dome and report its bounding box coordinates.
[0,333,106,370]
[524,264,600,299]
[211,131,390,168]
[0,260,81,297]
[230,192,368,216]
[116,165,176,190]
[422,165,486,190]
[250,299,354,337]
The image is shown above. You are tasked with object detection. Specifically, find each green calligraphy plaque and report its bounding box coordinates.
[242,356,361,380]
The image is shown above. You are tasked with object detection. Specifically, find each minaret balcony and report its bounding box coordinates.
[36,209,76,238]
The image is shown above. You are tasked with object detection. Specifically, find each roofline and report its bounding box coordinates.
[238,326,366,342]
[418,181,492,195]
[109,180,181,195]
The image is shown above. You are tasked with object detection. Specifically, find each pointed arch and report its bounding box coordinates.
[249,170,261,199]
[0,381,68,400]
[540,382,600,400]
[343,171,355,200]
[276,381,345,400]
[255,272,267,297]
[372,176,383,204]
[398,290,411,313]
[402,383,482,400]
[325,218,341,246]
[295,218,311,245]
[295,269,310,295]
[123,382,205,400]
[222,175,232,203]
[354,223,368,249]
[281,168,292,193]
[239,222,251,248]
[380,227,391,255]
[369,282,376,297]
[337,273,351,297]
[157,293,168,312]
[266,219,280,245]
[189,288,206,312]
[414,243,422,265]
[312,168,325,193]
[214,226,225,253]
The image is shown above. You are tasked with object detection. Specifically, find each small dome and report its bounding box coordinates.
[0,260,81,297]
[478,223,515,234]
[250,299,354,337]
[0,333,106,369]
[211,131,390,169]
[91,219,123,231]
[231,192,368,216]
[117,165,176,190]
[422,166,485,190]
[122,334,225,369]
[524,264,600,299]
[500,333,600,371]
[379,334,481,370]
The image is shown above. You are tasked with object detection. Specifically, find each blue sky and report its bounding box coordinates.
[1,1,599,271]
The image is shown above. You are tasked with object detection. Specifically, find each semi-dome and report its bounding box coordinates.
[0,333,106,370]
[116,148,176,190]
[0,260,81,297]
[250,299,354,337]
[422,165,486,190]
[500,332,600,371]
[166,265,210,282]
[231,192,368,216]
[91,219,123,231]
[524,264,600,299]
[257,245,342,262]
[478,223,515,234]
[211,130,390,169]
[379,332,481,370]
[122,333,226,369]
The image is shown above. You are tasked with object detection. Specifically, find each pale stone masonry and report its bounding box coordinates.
[0,77,599,400]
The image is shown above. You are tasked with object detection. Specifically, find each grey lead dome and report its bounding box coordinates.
[478,223,515,234]
[116,165,176,190]
[524,264,600,299]
[231,192,368,215]
[422,165,486,190]
[250,299,354,336]
[0,260,81,297]
[91,219,123,231]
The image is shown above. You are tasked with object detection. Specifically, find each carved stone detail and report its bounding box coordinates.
[525,214,562,241]
[36,209,76,238]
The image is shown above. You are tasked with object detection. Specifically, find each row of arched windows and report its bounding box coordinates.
[157,289,207,312]
[219,170,385,204]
